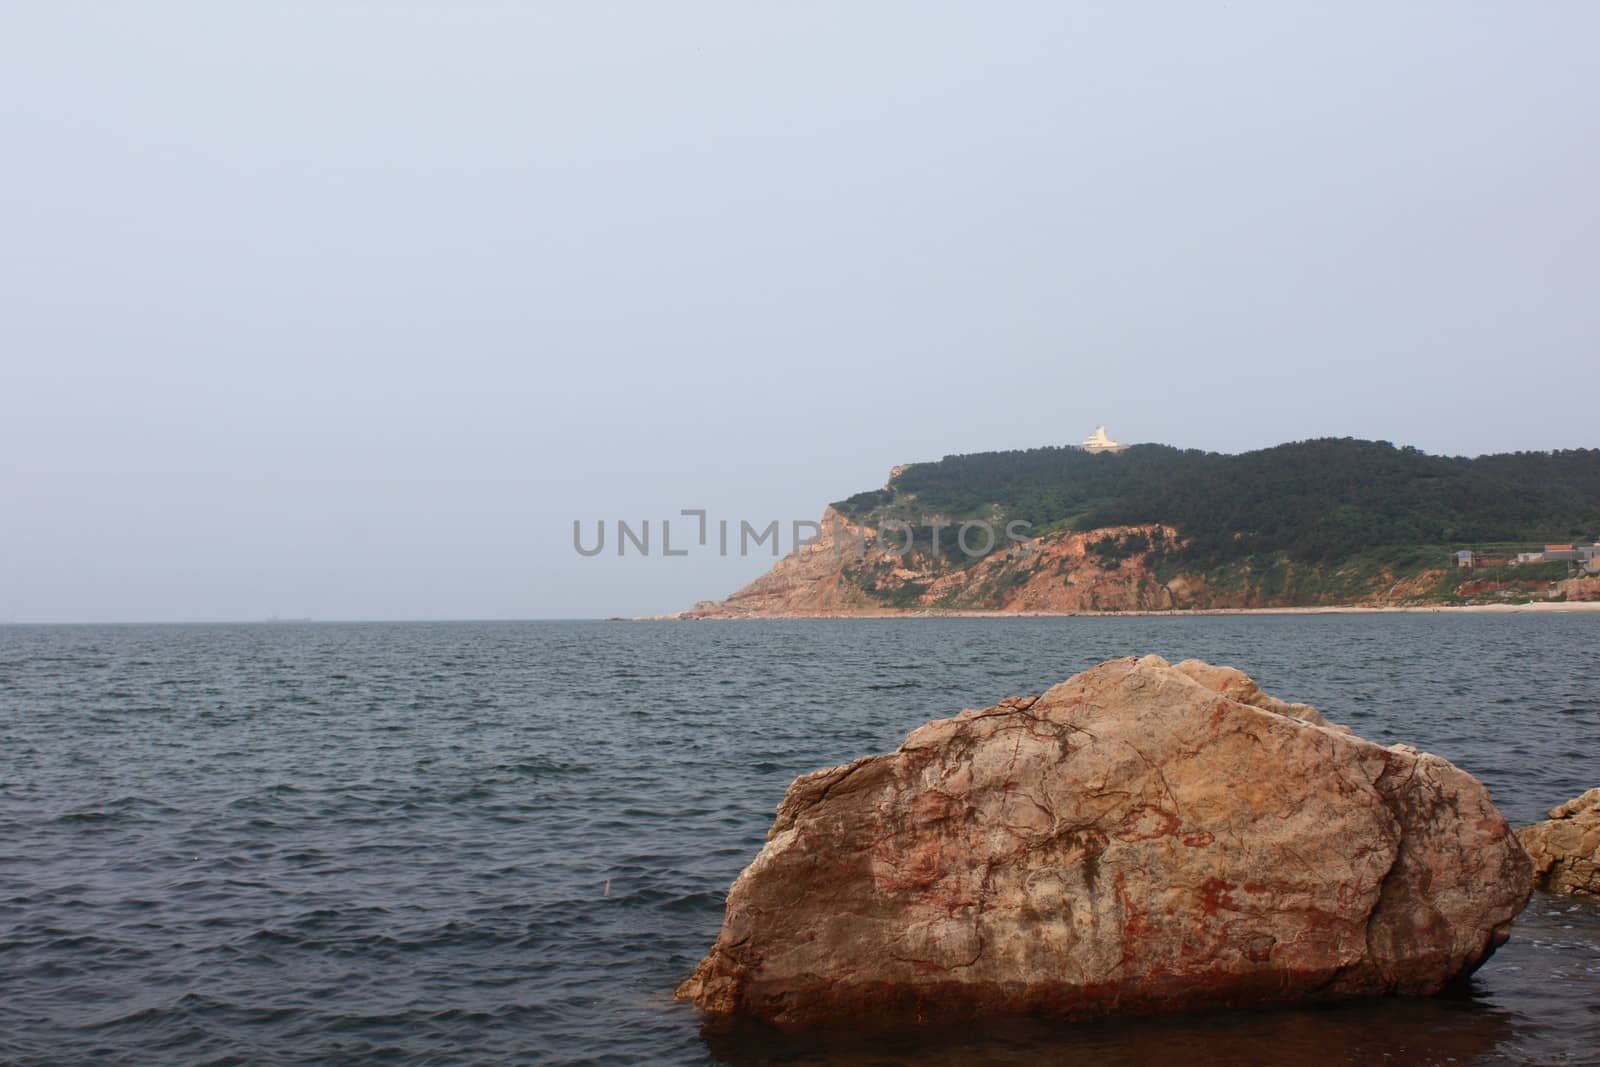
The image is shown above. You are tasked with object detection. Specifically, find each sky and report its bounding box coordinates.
[3,2,1598,622]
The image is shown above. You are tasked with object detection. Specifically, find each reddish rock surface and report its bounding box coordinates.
[1516,788,1600,896]
[676,656,1531,1027]
[684,512,1193,617]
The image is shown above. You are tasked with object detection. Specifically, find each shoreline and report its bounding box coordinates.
[656,601,1600,621]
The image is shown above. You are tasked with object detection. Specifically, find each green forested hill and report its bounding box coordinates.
[833,438,1600,567]
[835,444,1212,530]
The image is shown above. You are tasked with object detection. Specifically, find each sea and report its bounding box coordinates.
[2,615,1597,1065]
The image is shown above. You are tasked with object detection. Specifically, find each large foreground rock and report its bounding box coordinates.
[1516,788,1600,896]
[677,656,1531,1026]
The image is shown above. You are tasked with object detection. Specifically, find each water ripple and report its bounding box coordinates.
[1,616,1597,1064]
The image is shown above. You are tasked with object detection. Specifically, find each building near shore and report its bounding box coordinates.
[1081,426,1127,454]
[1510,545,1599,565]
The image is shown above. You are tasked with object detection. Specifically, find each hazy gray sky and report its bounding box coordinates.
[3,3,1597,622]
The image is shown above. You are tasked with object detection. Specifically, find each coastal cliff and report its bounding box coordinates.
[684,439,1600,617]
[686,510,1444,617]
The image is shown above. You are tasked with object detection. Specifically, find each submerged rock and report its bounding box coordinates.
[676,656,1531,1027]
[1516,788,1600,897]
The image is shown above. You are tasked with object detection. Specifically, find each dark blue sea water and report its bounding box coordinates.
[2,616,1598,1065]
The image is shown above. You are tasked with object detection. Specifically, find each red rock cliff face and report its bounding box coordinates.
[684,509,1192,618]
[683,507,885,618]
[932,524,1183,612]
[676,657,1532,1027]
[683,509,1451,617]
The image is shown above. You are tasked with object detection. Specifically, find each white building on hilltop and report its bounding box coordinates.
[1081,426,1127,454]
